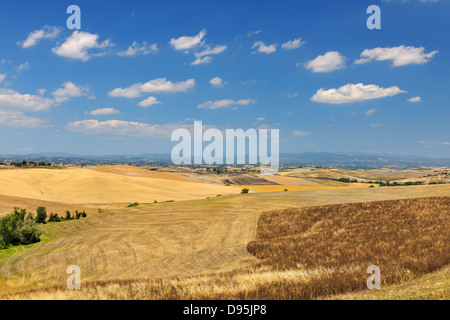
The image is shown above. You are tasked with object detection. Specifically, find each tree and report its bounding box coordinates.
[0,208,43,248]
[36,207,48,224]
[241,188,249,194]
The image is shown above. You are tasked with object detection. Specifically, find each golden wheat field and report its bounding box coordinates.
[0,166,240,208]
[0,165,448,300]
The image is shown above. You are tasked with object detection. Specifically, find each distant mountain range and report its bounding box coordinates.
[1,152,449,169]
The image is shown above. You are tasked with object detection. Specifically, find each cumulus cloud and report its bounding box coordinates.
[311,83,405,104]
[292,130,312,137]
[141,78,195,93]
[210,77,226,87]
[365,108,377,116]
[66,119,188,137]
[0,110,49,128]
[198,99,255,110]
[108,84,142,98]
[109,78,195,98]
[252,41,277,54]
[304,51,346,72]
[355,46,438,67]
[281,38,305,50]
[52,31,112,61]
[89,108,120,116]
[0,88,54,111]
[408,96,422,103]
[52,81,91,103]
[117,41,158,56]
[170,29,206,50]
[19,25,62,48]
[137,96,161,108]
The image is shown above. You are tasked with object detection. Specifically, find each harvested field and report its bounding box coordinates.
[0,167,240,205]
[0,186,449,299]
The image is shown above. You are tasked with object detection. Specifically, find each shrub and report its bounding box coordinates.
[128,202,139,207]
[35,207,47,224]
[0,208,43,248]
[16,220,43,244]
[48,213,62,223]
[241,188,249,194]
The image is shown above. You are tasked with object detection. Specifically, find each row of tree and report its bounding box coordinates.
[0,207,88,249]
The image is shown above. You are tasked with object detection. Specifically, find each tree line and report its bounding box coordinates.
[0,207,87,249]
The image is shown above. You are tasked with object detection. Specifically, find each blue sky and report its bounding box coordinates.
[0,0,449,157]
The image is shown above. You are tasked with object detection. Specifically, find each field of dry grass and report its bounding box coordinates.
[0,184,448,300]
[231,184,369,193]
[0,167,240,209]
[329,264,449,300]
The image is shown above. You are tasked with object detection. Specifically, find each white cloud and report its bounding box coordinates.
[210,77,226,87]
[52,81,91,103]
[195,45,227,58]
[109,78,195,98]
[36,89,47,96]
[170,29,206,50]
[89,108,120,116]
[17,62,31,73]
[191,45,227,65]
[117,41,158,56]
[286,92,298,98]
[108,84,143,98]
[0,88,54,111]
[311,83,405,104]
[66,119,188,137]
[437,141,450,145]
[304,51,346,72]
[355,46,438,67]
[141,78,195,93]
[292,130,312,137]
[281,38,305,50]
[252,41,277,54]
[52,31,112,61]
[371,123,381,128]
[191,56,212,65]
[0,74,6,83]
[0,110,49,128]
[365,108,377,116]
[247,30,262,37]
[198,99,255,110]
[408,96,422,103]
[137,96,161,108]
[19,26,62,48]
[256,117,265,121]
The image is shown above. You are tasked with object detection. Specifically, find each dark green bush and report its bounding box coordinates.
[35,207,47,224]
